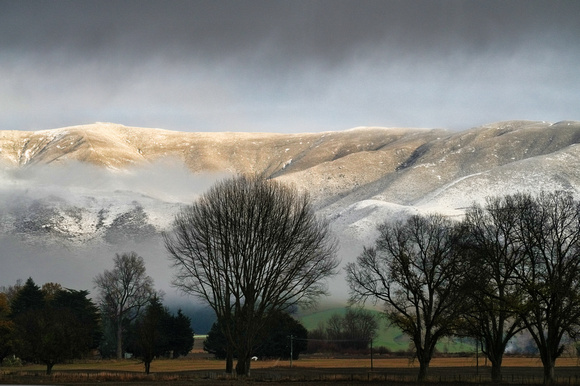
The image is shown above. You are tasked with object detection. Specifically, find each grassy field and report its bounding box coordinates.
[0,313,577,384]
[299,307,475,353]
[3,356,579,374]
[2,356,580,385]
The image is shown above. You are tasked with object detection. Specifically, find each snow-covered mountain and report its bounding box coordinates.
[1,120,580,301]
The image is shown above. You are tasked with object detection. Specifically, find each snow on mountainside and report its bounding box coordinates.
[1,120,580,300]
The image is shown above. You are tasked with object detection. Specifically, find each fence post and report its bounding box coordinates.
[289,335,293,368]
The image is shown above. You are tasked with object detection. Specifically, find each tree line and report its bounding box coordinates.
[347,191,580,384]
[204,310,308,360]
[4,173,576,384]
[159,174,580,383]
[0,174,338,378]
[307,308,379,353]
[0,252,193,375]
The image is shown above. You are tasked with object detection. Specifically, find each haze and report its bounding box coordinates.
[1,0,579,133]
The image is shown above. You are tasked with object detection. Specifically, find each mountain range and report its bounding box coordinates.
[1,120,580,308]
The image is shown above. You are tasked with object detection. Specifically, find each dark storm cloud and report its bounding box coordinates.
[1,0,579,132]
[5,1,577,64]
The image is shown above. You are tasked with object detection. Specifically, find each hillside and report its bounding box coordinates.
[298,306,474,353]
[1,120,580,303]
[3,121,579,210]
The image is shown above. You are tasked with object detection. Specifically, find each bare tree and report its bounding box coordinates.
[346,214,468,382]
[94,252,154,359]
[325,313,344,343]
[164,175,338,376]
[512,192,580,384]
[312,308,379,352]
[342,308,379,349]
[326,308,379,351]
[458,196,526,383]
[0,279,23,304]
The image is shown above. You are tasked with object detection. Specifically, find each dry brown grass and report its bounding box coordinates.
[3,355,578,374]
[2,357,580,385]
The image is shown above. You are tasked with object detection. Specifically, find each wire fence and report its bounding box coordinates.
[4,367,580,385]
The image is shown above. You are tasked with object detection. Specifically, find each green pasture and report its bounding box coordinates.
[298,307,475,354]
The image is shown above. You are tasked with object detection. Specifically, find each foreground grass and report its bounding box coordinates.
[3,357,580,385]
[3,356,579,374]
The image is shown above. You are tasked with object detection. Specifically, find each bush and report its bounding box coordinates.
[375,346,391,355]
[2,356,23,367]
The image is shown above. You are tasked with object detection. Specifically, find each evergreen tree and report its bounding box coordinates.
[128,296,169,374]
[10,278,43,317]
[203,321,229,359]
[167,309,194,358]
[53,289,101,354]
[128,299,195,373]
[98,317,117,359]
[253,311,307,360]
[204,312,307,360]
[11,279,101,374]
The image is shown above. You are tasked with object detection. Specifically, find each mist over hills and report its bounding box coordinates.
[1,120,580,318]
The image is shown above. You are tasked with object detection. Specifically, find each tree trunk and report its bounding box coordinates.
[487,346,504,384]
[116,319,123,359]
[416,349,433,383]
[144,361,151,375]
[542,358,555,385]
[417,359,429,382]
[225,346,233,374]
[45,362,54,375]
[416,344,432,382]
[235,354,251,376]
[491,360,502,383]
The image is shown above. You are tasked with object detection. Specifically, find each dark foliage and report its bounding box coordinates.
[167,309,194,358]
[10,279,100,375]
[127,297,194,373]
[0,293,15,363]
[253,311,307,360]
[127,296,168,374]
[204,311,307,360]
[203,321,228,359]
[9,278,44,317]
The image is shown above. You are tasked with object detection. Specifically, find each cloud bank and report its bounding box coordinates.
[1,0,579,132]
[0,160,225,299]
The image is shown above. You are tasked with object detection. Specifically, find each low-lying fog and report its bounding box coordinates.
[0,160,230,332]
[0,160,354,332]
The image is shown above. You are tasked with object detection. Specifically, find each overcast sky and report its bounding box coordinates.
[1,0,579,133]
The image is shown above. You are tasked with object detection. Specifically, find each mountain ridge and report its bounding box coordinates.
[3,119,580,232]
[2,120,580,300]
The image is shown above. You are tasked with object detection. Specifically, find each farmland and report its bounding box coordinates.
[2,356,580,385]
[3,321,580,384]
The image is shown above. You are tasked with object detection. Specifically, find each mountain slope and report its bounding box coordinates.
[1,120,580,300]
[4,121,579,205]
